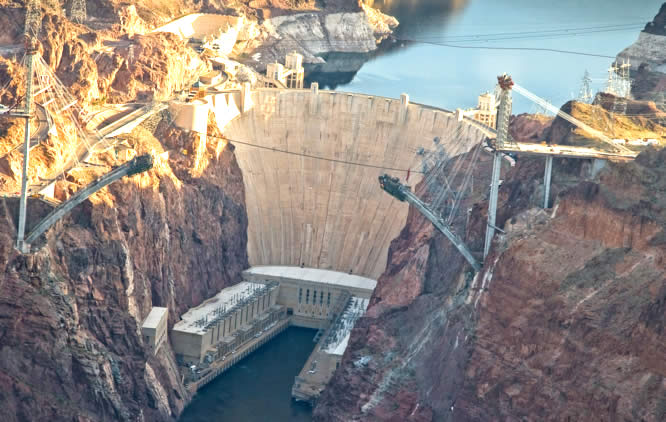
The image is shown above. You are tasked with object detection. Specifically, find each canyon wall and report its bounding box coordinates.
[0,119,249,421]
[617,3,666,105]
[314,124,665,421]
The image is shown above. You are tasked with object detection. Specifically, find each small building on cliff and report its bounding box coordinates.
[141,307,168,355]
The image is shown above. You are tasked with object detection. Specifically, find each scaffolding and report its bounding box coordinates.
[577,70,593,104]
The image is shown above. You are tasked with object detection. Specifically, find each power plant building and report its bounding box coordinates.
[171,281,279,364]
[242,266,376,329]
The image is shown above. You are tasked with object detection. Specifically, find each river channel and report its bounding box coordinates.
[179,327,316,421]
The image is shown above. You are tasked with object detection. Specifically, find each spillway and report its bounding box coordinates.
[221,88,490,279]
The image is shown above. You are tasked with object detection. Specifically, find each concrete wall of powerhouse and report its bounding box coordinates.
[171,286,278,363]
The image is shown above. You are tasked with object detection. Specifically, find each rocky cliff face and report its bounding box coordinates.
[244,4,397,70]
[0,118,249,421]
[542,98,666,150]
[644,2,666,36]
[314,123,665,420]
[617,2,666,105]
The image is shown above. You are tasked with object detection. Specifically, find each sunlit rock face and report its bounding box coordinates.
[0,121,248,421]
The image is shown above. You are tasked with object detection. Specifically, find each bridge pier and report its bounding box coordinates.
[484,152,502,259]
[543,156,553,208]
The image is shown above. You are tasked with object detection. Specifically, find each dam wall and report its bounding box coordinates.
[221,88,491,279]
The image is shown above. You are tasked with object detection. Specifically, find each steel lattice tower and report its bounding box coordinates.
[578,70,593,103]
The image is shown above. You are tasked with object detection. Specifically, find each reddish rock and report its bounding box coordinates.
[509,113,553,144]
[315,142,665,421]
[0,123,248,421]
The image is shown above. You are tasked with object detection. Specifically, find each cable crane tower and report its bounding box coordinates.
[483,73,512,259]
[6,0,154,253]
[15,0,42,252]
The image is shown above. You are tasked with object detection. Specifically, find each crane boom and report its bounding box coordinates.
[379,174,481,272]
[24,154,154,246]
[512,83,633,154]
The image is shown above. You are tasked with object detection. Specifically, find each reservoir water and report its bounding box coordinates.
[179,327,316,421]
[308,0,663,113]
[181,2,661,420]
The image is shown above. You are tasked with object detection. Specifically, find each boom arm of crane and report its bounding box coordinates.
[511,83,634,154]
[379,174,482,272]
[24,154,154,245]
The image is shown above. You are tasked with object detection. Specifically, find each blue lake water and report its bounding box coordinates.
[312,0,662,113]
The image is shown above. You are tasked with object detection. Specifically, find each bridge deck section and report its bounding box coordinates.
[499,142,637,161]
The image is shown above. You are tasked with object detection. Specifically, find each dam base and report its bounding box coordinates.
[169,266,375,396]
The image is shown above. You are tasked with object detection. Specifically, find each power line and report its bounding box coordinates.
[249,35,627,59]
[396,39,619,59]
[195,131,427,174]
[410,24,644,40]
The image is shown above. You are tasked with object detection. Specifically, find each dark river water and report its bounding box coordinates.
[308,0,662,113]
[181,2,662,420]
[179,327,317,422]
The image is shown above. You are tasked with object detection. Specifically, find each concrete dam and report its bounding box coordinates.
[220,87,491,279]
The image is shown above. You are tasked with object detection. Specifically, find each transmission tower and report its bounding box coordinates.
[577,70,593,103]
[605,60,632,98]
[617,60,632,98]
[69,0,86,24]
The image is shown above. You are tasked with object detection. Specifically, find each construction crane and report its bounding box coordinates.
[23,154,154,248]
[15,0,42,252]
[378,174,481,272]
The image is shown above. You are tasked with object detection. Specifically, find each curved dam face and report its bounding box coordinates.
[222,88,489,279]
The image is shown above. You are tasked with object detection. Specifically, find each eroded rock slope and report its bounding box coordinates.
[315,130,665,421]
